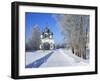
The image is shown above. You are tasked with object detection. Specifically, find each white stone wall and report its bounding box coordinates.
[40,38,54,50]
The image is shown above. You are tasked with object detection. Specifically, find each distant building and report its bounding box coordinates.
[40,26,54,50]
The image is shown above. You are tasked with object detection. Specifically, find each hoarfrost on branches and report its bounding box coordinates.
[26,25,41,51]
[54,14,89,59]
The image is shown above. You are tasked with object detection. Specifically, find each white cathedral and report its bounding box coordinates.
[40,26,54,50]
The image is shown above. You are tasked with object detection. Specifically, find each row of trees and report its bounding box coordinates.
[54,14,89,59]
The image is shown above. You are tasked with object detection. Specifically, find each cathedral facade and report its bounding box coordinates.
[40,26,54,50]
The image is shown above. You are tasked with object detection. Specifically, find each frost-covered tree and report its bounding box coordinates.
[26,25,41,51]
[54,14,89,59]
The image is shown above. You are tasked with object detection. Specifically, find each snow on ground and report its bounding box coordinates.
[25,48,89,68]
[25,51,54,68]
[26,50,53,65]
[40,49,89,67]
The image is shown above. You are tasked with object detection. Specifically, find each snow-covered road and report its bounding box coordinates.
[41,49,88,67]
[26,49,89,68]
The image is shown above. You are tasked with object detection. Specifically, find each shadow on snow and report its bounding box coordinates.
[25,51,54,68]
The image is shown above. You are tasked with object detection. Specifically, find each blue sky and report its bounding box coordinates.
[25,12,64,44]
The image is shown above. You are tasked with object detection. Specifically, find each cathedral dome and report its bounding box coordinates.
[44,27,50,33]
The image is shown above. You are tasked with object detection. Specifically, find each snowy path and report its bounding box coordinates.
[40,49,88,67]
[25,49,89,68]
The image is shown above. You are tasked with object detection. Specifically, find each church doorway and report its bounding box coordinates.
[43,43,50,50]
